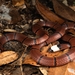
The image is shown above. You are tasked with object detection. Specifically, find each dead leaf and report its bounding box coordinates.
[0,51,18,66]
[23,54,40,66]
[12,0,25,6]
[52,0,75,22]
[48,64,67,75]
[48,61,75,75]
[4,29,17,32]
[35,0,64,24]
[39,67,48,75]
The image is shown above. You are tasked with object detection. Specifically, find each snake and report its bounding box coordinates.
[0,20,75,66]
[30,21,75,66]
[0,20,65,51]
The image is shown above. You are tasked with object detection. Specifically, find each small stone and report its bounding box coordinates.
[50,45,60,52]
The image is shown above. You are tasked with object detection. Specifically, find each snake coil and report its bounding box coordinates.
[0,20,75,66]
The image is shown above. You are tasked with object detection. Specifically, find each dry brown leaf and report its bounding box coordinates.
[52,0,75,22]
[0,51,18,66]
[23,54,40,66]
[48,61,75,75]
[35,0,64,24]
[12,0,25,6]
[48,64,68,75]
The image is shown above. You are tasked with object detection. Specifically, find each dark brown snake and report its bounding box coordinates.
[0,20,75,66]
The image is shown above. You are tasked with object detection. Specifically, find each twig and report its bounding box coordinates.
[19,46,28,75]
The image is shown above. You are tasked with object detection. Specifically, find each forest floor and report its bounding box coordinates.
[0,0,75,75]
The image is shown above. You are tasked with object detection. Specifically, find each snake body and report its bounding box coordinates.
[0,21,75,66]
[30,21,75,66]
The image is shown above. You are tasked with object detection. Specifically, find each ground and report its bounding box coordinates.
[0,0,75,75]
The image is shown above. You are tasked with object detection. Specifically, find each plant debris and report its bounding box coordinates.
[0,0,75,75]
